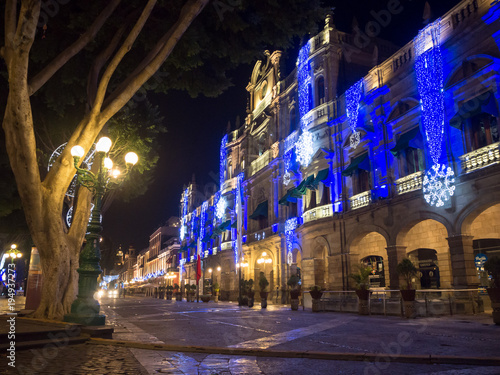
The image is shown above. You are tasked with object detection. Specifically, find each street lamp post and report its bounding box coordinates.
[7,244,23,264]
[64,137,138,326]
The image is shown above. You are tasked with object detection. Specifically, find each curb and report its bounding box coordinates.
[89,338,500,366]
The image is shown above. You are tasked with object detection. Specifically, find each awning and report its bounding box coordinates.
[201,233,212,242]
[188,241,197,248]
[310,168,330,189]
[390,127,423,156]
[304,175,316,190]
[218,220,232,231]
[449,91,499,129]
[279,189,298,206]
[342,153,370,177]
[179,244,188,252]
[249,200,268,220]
[289,175,313,198]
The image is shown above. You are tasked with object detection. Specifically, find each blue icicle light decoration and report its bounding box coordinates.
[285,217,298,265]
[414,19,455,207]
[219,135,228,188]
[345,79,363,149]
[296,41,314,167]
[297,42,311,119]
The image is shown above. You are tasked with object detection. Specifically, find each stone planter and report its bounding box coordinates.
[201,294,211,303]
[214,293,219,303]
[312,299,321,312]
[400,289,416,318]
[260,291,268,309]
[166,292,173,300]
[487,288,500,325]
[356,289,370,315]
[290,289,300,311]
[175,293,182,301]
[247,291,255,308]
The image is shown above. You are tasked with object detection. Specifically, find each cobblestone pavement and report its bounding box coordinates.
[1,343,148,375]
[99,296,500,375]
[2,296,500,374]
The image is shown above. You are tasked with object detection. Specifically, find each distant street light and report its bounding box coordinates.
[64,137,138,326]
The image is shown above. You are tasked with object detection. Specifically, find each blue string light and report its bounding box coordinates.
[414,19,455,207]
[414,20,444,165]
[285,217,298,265]
[346,79,363,149]
[297,43,311,119]
[219,135,228,188]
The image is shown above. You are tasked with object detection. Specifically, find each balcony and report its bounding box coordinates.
[249,150,270,176]
[246,227,274,245]
[349,191,371,210]
[302,204,333,224]
[221,241,232,251]
[459,142,500,174]
[395,171,424,195]
[221,177,237,195]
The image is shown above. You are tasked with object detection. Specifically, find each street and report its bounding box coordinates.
[95,296,500,374]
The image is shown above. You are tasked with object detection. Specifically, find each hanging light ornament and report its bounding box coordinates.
[285,217,298,265]
[346,79,363,149]
[295,42,314,167]
[414,19,455,207]
[219,134,228,188]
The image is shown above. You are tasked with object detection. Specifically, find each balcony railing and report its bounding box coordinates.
[459,142,500,174]
[302,204,333,224]
[221,177,237,194]
[395,171,424,195]
[349,191,371,210]
[249,150,270,176]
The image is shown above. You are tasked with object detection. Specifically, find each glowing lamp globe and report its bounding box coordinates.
[96,137,112,153]
[17,253,22,258]
[103,157,113,170]
[125,152,139,165]
[112,169,121,178]
[71,145,85,158]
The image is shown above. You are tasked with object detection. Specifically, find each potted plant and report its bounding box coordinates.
[397,258,418,318]
[174,283,182,301]
[213,282,220,303]
[484,257,500,325]
[349,264,372,315]
[259,272,269,309]
[310,285,324,312]
[287,274,301,311]
[166,285,173,300]
[247,279,255,307]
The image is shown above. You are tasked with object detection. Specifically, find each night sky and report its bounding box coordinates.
[102,0,463,251]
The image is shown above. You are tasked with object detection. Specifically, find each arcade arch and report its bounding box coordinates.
[350,232,389,288]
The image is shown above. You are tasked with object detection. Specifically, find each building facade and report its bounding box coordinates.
[178,0,500,301]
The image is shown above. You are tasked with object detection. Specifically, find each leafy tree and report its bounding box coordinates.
[0,0,326,320]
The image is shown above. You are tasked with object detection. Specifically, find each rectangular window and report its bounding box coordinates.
[464,114,499,152]
[353,169,370,195]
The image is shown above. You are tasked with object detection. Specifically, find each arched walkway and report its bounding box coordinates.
[349,232,389,288]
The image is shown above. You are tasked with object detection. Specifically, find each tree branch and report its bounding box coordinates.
[2,0,17,61]
[28,0,122,96]
[89,0,158,118]
[99,0,209,124]
[86,25,127,110]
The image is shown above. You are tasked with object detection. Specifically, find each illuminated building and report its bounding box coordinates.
[178,1,500,301]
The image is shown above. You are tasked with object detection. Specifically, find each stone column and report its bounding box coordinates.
[447,234,479,289]
[386,245,407,289]
[301,258,315,289]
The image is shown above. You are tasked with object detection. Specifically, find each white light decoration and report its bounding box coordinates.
[296,130,314,167]
[346,79,363,149]
[350,131,361,149]
[414,19,455,207]
[283,171,291,186]
[423,163,455,207]
[216,195,226,221]
[285,217,298,265]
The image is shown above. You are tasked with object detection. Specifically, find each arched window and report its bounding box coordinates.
[316,77,325,105]
[289,108,297,134]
